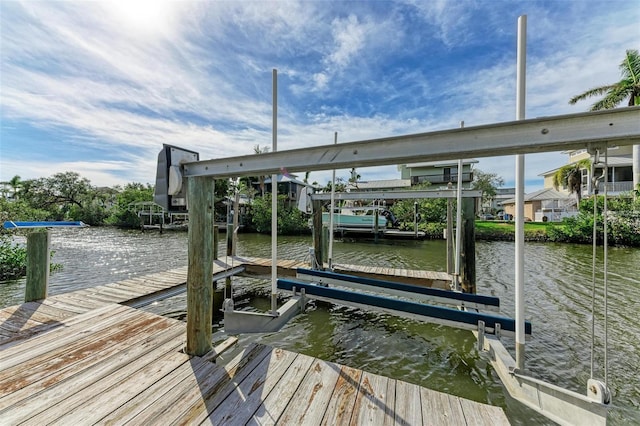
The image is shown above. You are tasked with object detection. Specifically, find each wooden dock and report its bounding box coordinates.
[0,263,506,425]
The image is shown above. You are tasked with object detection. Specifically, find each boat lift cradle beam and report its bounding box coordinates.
[182,107,640,179]
[277,278,531,336]
[296,268,500,311]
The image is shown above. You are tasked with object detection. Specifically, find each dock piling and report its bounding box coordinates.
[25,230,50,302]
[186,176,214,356]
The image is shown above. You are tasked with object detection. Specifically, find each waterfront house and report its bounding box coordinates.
[540,146,635,198]
[501,188,577,222]
[398,159,478,188]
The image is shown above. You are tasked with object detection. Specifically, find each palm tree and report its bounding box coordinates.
[253,145,270,196]
[569,49,640,194]
[8,175,22,200]
[553,159,591,203]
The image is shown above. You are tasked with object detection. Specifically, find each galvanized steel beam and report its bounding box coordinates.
[183,107,640,179]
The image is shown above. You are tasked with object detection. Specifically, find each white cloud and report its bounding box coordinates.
[1,1,637,191]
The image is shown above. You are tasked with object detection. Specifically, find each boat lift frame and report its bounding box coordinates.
[179,105,640,425]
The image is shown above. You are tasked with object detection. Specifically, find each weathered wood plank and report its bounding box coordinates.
[394,379,422,425]
[97,348,209,425]
[320,365,363,426]
[459,397,510,426]
[0,309,46,332]
[38,297,89,314]
[0,325,185,424]
[0,304,131,361]
[277,358,342,425]
[49,292,108,309]
[0,302,67,324]
[350,371,392,426]
[200,336,239,363]
[0,309,167,395]
[383,376,397,426]
[247,352,316,426]
[203,347,298,425]
[32,352,192,425]
[138,343,272,425]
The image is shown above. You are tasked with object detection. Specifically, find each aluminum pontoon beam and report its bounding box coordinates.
[184,107,640,179]
[296,268,500,311]
[310,189,482,201]
[278,278,531,335]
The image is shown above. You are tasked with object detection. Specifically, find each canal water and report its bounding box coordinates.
[1,227,638,425]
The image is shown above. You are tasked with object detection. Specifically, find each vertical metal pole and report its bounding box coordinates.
[233,190,239,256]
[328,132,337,269]
[633,145,640,195]
[271,69,278,314]
[454,122,464,291]
[446,197,454,274]
[515,15,527,370]
[414,201,418,237]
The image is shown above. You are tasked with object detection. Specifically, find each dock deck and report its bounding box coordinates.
[0,264,505,425]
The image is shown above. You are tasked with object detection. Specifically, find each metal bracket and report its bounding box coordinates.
[222,298,234,312]
[477,320,485,352]
[494,322,501,339]
[299,288,307,313]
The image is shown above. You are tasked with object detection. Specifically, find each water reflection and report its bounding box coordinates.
[1,227,638,424]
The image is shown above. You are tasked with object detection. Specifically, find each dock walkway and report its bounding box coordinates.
[0,264,505,425]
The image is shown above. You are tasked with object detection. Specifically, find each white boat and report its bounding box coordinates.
[321,202,396,229]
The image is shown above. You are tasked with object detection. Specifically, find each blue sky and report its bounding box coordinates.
[1,1,638,191]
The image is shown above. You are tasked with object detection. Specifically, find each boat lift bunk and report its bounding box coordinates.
[277,268,531,337]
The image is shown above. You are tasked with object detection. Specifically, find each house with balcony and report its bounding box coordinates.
[540,146,635,198]
[254,174,317,208]
[398,159,478,189]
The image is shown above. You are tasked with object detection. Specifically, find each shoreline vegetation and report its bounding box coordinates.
[2,217,638,282]
[1,171,639,281]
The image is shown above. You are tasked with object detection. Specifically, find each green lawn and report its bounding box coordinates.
[474,220,558,241]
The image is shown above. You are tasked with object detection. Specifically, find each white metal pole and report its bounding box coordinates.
[454,122,464,291]
[328,132,337,269]
[515,15,527,370]
[271,69,278,314]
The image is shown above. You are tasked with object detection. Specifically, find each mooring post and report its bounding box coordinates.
[446,198,454,274]
[25,230,50,302]
[213,225,219,260]
[186,176,214,356]
[312,200,323,268]
[460,197,476,294]
[321,226,329,267]
[374,209,379,243]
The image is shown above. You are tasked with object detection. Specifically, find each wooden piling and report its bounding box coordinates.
[460,198,476,294]
[312,200,323,268]
[213,226,219,260]
[374,209,379,243]
[25,230,50,302]
[446,199,454,274]
[186,176,214,356]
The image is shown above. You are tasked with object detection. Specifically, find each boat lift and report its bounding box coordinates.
[155,17,640,422]
[163,107,639,425]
